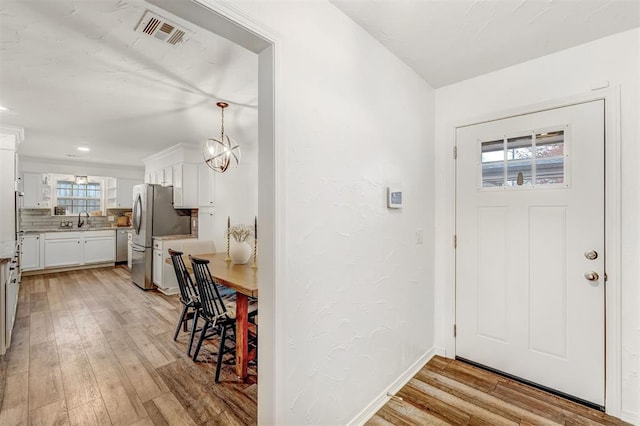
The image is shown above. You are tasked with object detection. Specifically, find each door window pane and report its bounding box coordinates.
[506,135,533,187]
[535,131,565,185]
[481,140,504,188]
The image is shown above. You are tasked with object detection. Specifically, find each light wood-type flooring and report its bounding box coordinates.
[368,356,630,426]
[0,267,256,426]
[0,267,631,425]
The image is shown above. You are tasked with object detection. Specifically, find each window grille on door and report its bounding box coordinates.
[480,127,568,189]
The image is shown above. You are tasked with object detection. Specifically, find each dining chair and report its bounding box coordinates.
[189,255,257,382]
[168,249,200,357]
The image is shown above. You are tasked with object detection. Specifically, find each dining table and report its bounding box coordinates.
[175,252,258,380]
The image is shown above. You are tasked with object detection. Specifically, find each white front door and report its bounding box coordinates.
[455,100,605,407]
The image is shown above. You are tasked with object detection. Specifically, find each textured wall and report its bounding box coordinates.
[196,1,437,424]
[434,28,640,423]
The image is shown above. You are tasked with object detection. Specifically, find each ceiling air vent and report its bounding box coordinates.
[135,11,189,46]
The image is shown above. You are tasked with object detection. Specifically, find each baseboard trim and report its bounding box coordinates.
[619,409,638,425]
[347,347,437,426]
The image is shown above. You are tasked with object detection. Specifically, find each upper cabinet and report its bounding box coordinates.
[198,163,215,207]
[143,144,203,209]
[107,178,139,209]
[172,163,198,208]
[117,179,138,208]
[22,172,51,208]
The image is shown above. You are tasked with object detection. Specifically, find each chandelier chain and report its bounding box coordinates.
[220,106,225,139]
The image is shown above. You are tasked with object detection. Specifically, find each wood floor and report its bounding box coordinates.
[0,267,256,426]
[368,356,630,426]
[1,267,631,425]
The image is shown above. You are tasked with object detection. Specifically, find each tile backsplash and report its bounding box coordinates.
[19,208,126,231]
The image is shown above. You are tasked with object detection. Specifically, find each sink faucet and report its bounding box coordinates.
[78,210,90,228]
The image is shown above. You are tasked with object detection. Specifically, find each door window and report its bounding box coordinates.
[479,127,567,189]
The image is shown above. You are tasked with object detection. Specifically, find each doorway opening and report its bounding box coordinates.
[147,0,278,422]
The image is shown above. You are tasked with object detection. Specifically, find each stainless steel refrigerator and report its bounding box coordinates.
[131,184,191,289]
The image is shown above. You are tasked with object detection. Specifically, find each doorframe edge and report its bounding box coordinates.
[442,87,622,418]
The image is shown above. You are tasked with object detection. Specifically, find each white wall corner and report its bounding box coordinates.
[433,346,447,357]
[347,348,437,426]
[620,409,638,425]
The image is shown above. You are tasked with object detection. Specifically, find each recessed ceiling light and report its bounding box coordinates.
[77,146,90,152]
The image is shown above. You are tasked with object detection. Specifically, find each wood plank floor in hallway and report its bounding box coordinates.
[368,356,630,426]
[0,267,257,426]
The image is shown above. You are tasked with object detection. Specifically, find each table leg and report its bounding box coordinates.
[235,293,249,379]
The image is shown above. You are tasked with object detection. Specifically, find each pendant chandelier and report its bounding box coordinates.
[202,102,240,173]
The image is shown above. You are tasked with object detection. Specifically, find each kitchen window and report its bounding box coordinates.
[55,180,103,215]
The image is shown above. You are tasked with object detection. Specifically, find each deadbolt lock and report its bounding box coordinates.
[584,250,598,260]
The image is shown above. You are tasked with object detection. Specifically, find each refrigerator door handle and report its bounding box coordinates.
[132,194,142,235]
[131,246,146,253]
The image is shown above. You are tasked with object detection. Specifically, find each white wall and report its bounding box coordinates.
[197,1,436,424]
[212,142,258,250]
[434,28,640,422]
[20,155,144,180]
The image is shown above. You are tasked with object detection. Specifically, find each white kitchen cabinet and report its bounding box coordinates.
[117,179,138,208]
[152,237,194,295]
[163,166,173,186]
[153,248,163,287]
[198,164,215,207]
[154,169,164,186]
[2,252,19,355]
[172,163,198,208]
[21,234,44,271]
[44,238,82,268]
[106,177,118,208]
[198,208,215,241]
[84,236,116,264]
[107,178,140,209]
[22,172,50,208]
[43,230,115,269]
[0,261,6,355]
[5,259,19,352]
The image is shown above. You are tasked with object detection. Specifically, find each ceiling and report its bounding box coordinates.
[1,1,639,168]
[331,0,640,88]
[0,0,258,167]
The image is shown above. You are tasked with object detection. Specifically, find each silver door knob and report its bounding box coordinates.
[584,250,598,260]
[584,271,599,281]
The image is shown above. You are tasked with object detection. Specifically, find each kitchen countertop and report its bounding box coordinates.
[153,234,197,241]
[0,240,17,263]
[21,227,121,234]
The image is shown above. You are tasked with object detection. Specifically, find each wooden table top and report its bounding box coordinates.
[178,252,258,298]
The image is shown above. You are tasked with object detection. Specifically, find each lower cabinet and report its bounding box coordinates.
[84,236,116,264]
[43,230,115,269]
[21,234,44,271]
[152,237,195,295]
[153,248,163,287]
[44,238,82,268]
